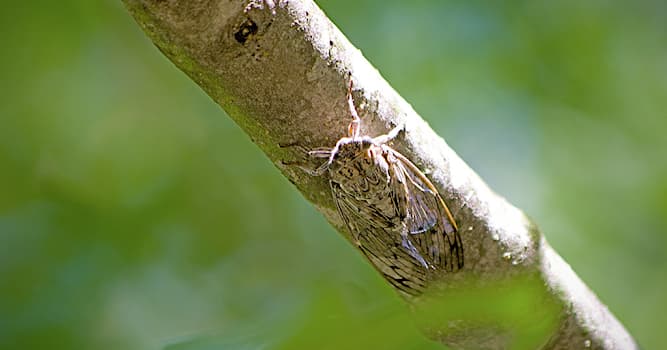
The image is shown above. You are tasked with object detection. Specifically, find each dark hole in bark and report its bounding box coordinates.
[234,19,258,44]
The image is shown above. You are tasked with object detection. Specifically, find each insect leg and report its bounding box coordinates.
[312,159,333,175]
[347,79,361,139]
[280,157,331,176]
[308,148,332,158]
[372,123,405,145]
[300,161,331,176]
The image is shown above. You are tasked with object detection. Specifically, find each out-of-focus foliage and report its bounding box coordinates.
[0,0,664,349]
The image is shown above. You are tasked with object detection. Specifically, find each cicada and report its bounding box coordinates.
[307,81,464,295]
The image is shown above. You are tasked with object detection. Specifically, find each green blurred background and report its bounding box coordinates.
[1,0,665,349]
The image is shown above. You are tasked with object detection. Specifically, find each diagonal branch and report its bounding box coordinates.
[122,1,637,349]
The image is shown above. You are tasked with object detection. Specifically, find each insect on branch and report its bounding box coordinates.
[295,78,463,296]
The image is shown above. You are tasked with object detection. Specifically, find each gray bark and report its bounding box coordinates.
[121,0,638,349]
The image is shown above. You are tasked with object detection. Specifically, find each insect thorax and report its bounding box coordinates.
[329,140,399,219]
[331,139,384,178]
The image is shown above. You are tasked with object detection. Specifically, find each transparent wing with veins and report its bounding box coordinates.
[330,180,428,295]
[388,148,463,271]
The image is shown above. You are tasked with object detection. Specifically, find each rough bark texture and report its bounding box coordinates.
[121,1,638,349]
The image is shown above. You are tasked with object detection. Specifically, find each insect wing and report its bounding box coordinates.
[388,149,463,271]
[330,181,427,294]
[395,163,440,234]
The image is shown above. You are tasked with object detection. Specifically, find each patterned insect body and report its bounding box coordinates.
[309,82,463,295]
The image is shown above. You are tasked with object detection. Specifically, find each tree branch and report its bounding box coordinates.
[121,1,638,349]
